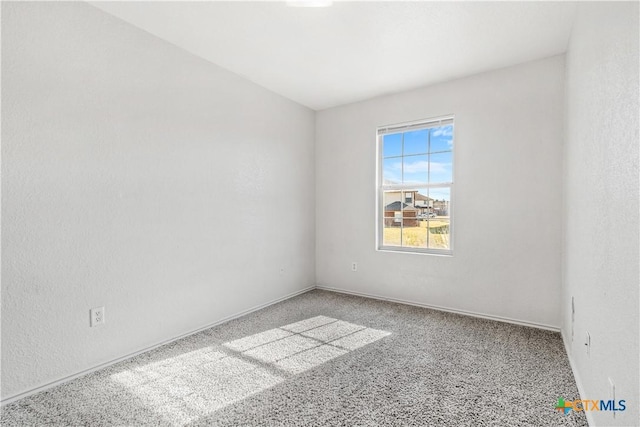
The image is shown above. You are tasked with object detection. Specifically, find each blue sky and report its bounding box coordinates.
[382,125,453,185]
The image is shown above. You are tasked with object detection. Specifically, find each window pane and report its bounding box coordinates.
[400,190,425,248]
[429,187,451,217]
[382,133,402,158]
[427,217,450,250]
[429,151,453,183]
[382,158,402,184]
[403,129,428,156]
[401,191,416,217]
[401,222,427,248]
[413,189,433,219]
[430,125,453,153]
[382,191,403,220]
[382,191,402,246]
[383,222,402,247]
[427,187,450,250]
[403,190,413,204]
[403,154,428,184]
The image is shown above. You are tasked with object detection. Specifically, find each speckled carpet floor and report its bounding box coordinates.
[2,290,587,426]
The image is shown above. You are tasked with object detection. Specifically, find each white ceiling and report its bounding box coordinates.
[91,1,577,110]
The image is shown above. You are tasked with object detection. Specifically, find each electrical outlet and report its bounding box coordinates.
[585,331,590,356]
[351,262,357,272]
[90,306,105,327]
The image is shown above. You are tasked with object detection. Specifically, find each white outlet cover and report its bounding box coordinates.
[585,331,590,356]
[90,307,105,327]
[571,297,575,342]
[608,378,615,418]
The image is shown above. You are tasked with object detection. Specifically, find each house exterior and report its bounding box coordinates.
[383,201,418,227]
[432,199,450,216]
[383,190,434,227]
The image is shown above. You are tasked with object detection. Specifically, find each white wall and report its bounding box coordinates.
[1,2,315,400]
[562,3,639,426]
[316,55,565,328]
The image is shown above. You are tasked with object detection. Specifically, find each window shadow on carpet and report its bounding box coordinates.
[109,316,390,424]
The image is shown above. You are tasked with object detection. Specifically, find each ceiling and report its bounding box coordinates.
[90,1,577,111]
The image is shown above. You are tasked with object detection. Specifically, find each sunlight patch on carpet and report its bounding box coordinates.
[110,316,390,424]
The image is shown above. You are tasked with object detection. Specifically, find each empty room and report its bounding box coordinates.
[1,1,638,426]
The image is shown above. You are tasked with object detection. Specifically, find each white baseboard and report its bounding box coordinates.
[1,284,565,406]
[316,285,561,332]
[0,285,315,406]
[561,329,594,427]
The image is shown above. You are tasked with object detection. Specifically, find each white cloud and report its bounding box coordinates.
[429,162,450,174]
[403,161,450,174]
[385,160,451,181]
[383,160,402,182]
[403,160,429,174]
[431,126,453,138]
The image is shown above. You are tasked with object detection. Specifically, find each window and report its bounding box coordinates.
[405,192,413,203]
[377,116,454,254]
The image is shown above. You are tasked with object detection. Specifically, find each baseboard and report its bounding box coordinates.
[1,284,565,406]
[561,329,594,427]
[0,285,315,406]
[316,285,561,332]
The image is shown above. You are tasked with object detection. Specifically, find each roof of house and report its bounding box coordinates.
[384,202,417,211]
[382,187,434,202]
[414,193,433,201]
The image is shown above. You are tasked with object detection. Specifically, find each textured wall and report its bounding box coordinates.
[1,2,315,400]
[562,3,639,426]
[316,56,565,328]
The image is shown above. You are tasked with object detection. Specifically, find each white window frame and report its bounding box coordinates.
[376,115,455,255]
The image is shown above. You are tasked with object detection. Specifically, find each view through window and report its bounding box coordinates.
[377,116,454,253]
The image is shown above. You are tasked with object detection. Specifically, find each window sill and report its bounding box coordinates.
[376,246,453,257]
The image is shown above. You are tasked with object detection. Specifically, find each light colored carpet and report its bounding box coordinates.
[1,290,588,426]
